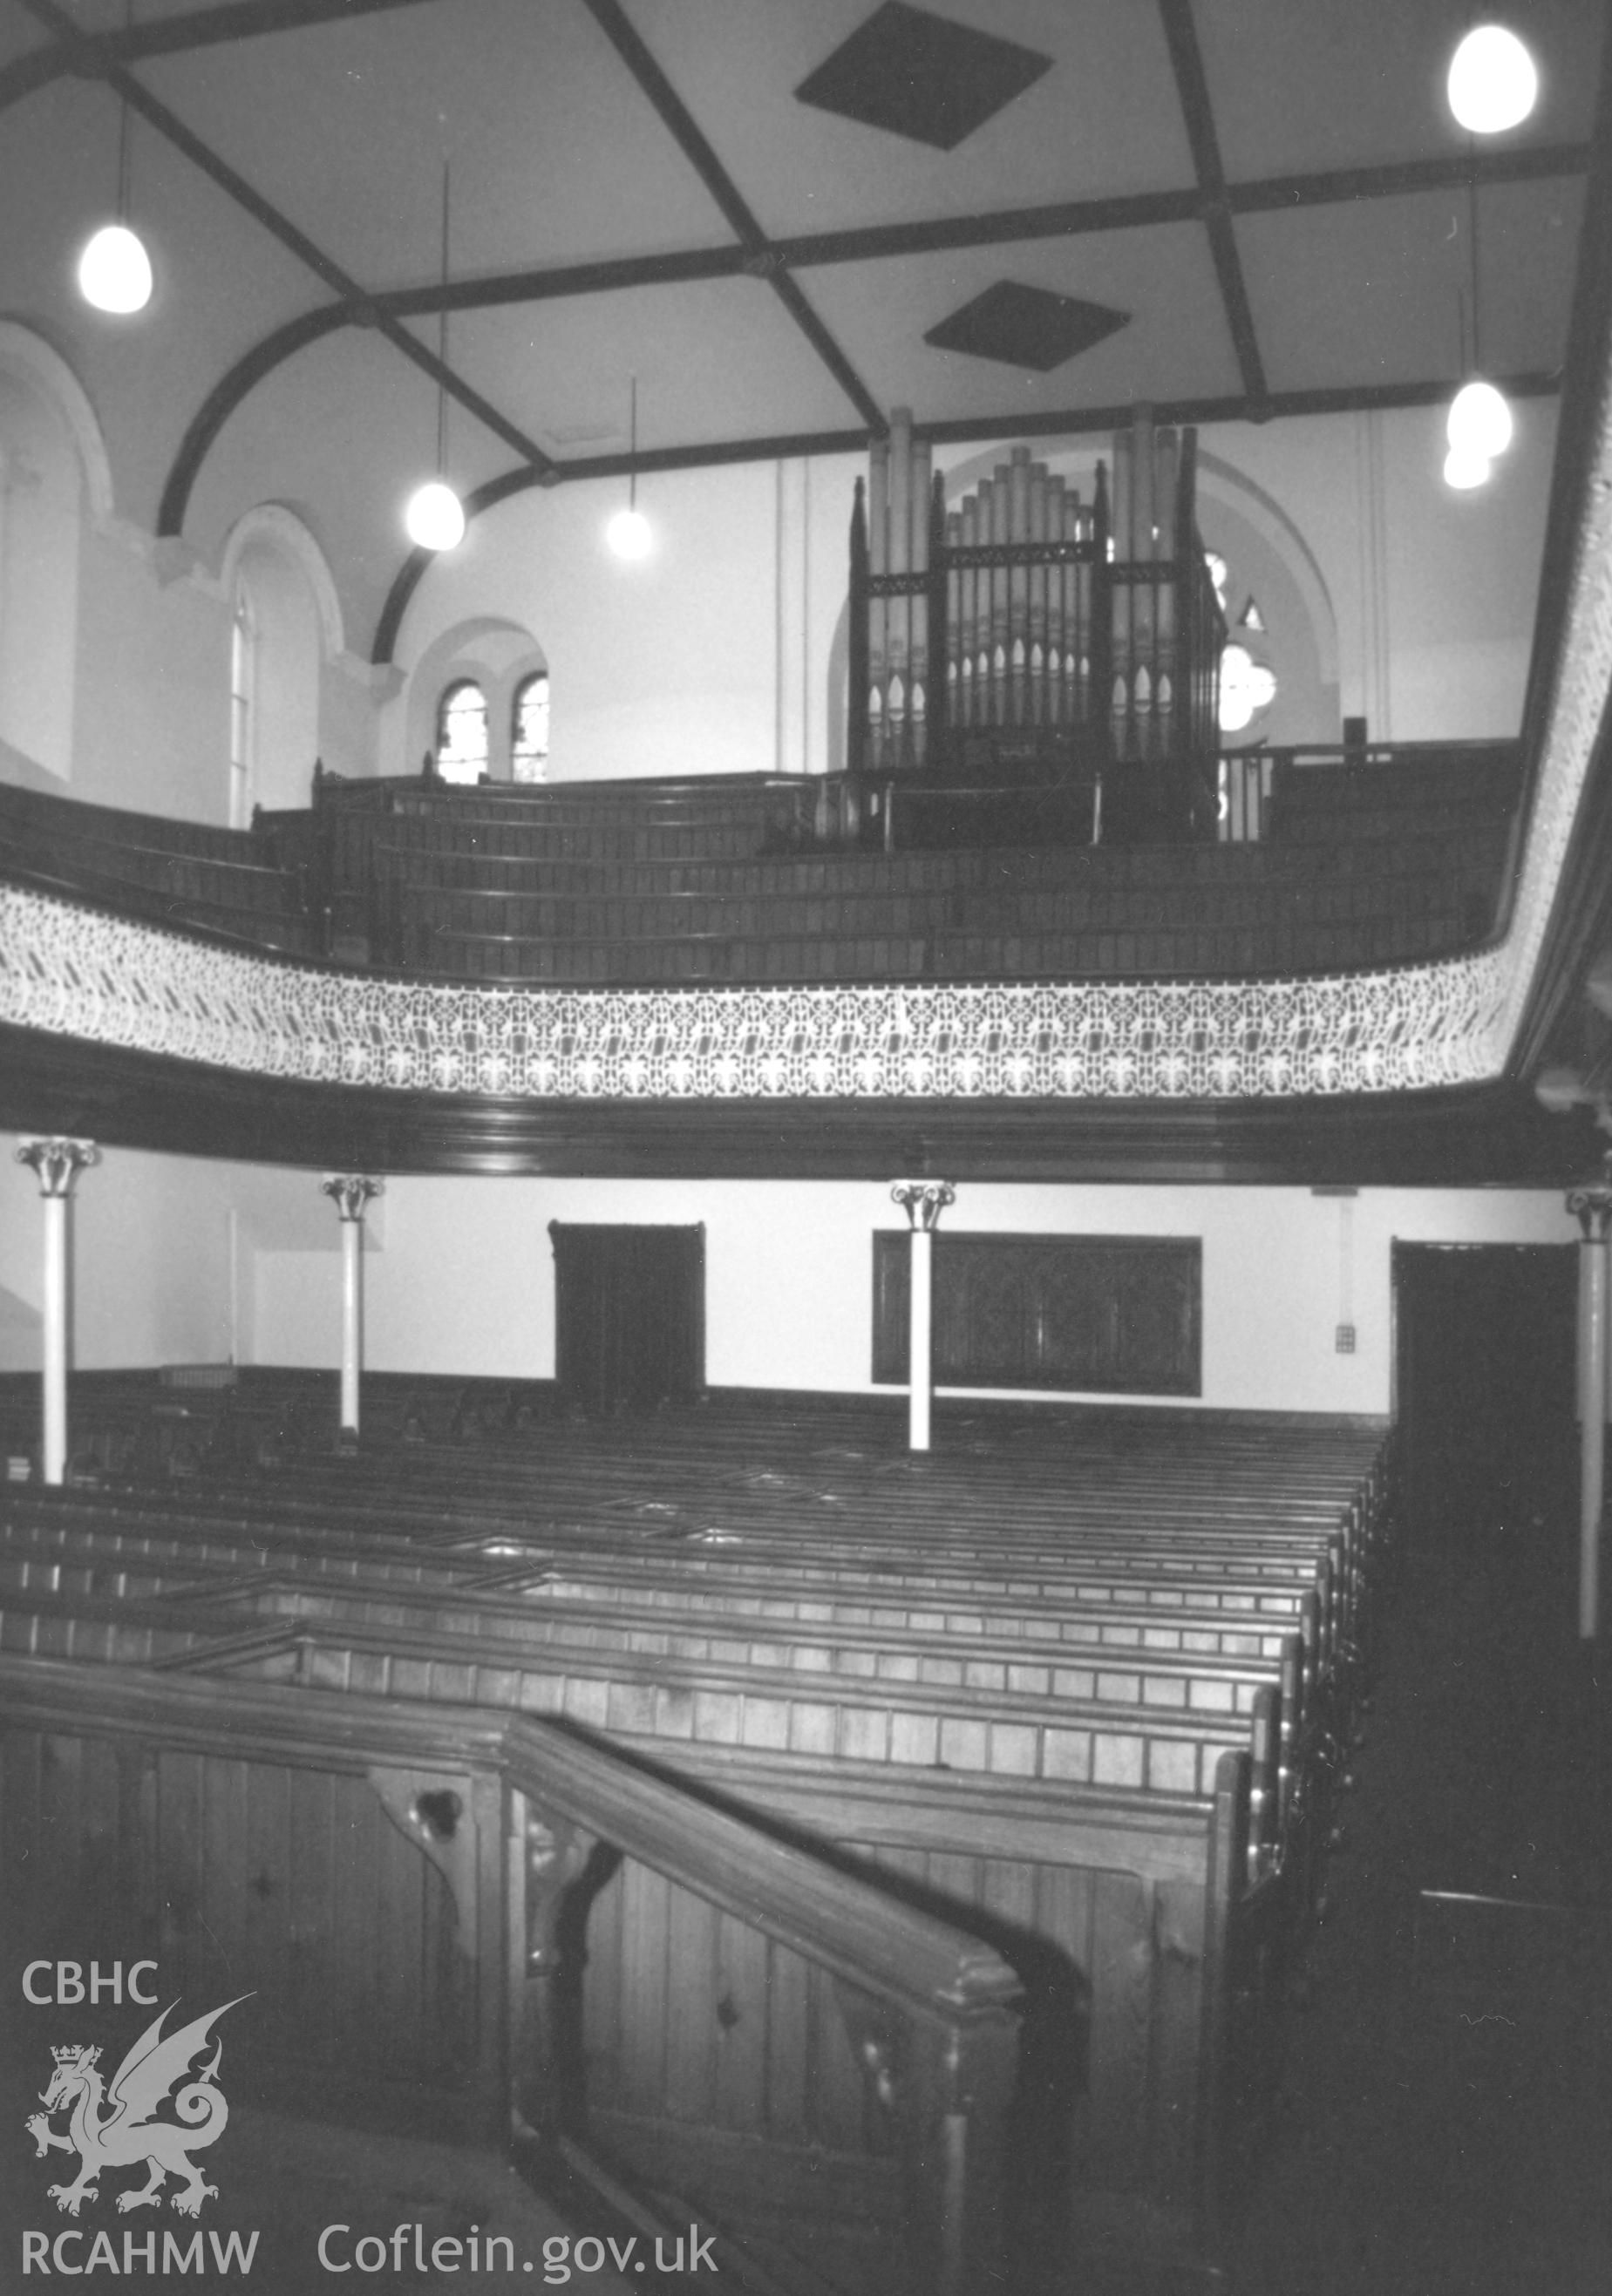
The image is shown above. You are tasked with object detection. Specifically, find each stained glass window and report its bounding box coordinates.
[1205,553,1276,736]
[511,671,549,784]
[1219,642,1278,735]
[436,680,488,784]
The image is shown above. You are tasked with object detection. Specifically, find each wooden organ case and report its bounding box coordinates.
[847,410,1225,845]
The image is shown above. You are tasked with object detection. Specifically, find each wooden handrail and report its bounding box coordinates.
[0,1649,1021,2296]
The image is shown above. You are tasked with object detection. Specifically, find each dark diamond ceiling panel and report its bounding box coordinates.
[924,280,1131,371]
[794,2,1054,152]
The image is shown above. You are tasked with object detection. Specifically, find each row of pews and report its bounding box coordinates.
[0,1389,1394,2293]
[329,759,1517,985]
[0,778,316,952]
[0,747,1520,990]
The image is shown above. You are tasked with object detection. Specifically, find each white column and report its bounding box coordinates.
[1568,1177,1612,1640]
[321,1175,382,1440]
[892,1180,956,1454]
[16,1138,98,1485]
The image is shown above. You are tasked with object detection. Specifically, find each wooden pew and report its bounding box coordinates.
[0,1650,1020,2296]
[0,1410,1391,2277]
[0,1559,1296,2272]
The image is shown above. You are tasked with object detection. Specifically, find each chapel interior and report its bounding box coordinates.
[1,4,1610,2293]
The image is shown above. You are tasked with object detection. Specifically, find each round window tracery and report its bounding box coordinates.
[1205,552,1278,737]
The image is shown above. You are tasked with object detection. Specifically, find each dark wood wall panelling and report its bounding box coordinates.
[0,1023,1596,1183]
[873,1233,1200,1395]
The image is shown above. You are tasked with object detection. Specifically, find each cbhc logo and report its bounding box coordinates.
[23,1962,159,2005]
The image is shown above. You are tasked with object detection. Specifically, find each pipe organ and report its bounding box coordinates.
[848,410,1225,839]
[946,445,1105,744]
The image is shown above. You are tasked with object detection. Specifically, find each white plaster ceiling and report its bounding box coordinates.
[0,0,1600,656]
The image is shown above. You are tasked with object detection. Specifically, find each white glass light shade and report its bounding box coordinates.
[1447,25,1538,133]
[1446,379,1513,458]
[1443,442,1493,491]
[78,222,153,315]
[607,504,653,560]
[405,479,466,552]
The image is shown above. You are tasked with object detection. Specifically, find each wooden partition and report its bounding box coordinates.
[0,1653,1021,2296]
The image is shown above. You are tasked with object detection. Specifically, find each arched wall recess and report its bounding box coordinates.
[404,616,548,782]
[1194,452,1339,694]
[219,504,346,663]
[219,506,343,818]
[0,324,110,782]
[0,322,114,526]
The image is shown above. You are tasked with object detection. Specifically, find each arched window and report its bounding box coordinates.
[436,679,488,784]
[511,670,549,783]
[228,580,256,828]
[222,510,331,815]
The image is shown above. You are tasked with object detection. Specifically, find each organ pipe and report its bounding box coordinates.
[867,437,889,765]
[888,408,913,762]
[850,411,1215,791]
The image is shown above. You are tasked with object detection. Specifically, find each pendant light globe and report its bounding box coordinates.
[1447,25,1538,134]
[1443,442,1493,491]
[405,479,466,552]
[78,221,153,315]
[1446,378,1513,459]
[607,504,654,560]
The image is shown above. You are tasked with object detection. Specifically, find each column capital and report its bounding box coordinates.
[16,1138,98,1199]
[892,1179,956,1233]
[321,1173,383,1224]
[1568,1179,1612,1241]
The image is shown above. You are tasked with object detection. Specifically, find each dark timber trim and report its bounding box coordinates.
[367,370,1562,662]
[0,1024,1594,1184]
[16,0,555,483]
[153,144,1588,543]
[0,0,445,116]
[1156,0,1269,415]
[1504,43,1612,1077]
[578,0,883,431]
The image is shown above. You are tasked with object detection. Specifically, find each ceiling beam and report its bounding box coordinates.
[16,0,555,482]
[0,0,445,118]
[368,368,1563,664]
[240,141,1603,323]
[1156,0,1269,414]
[577,0,885,432]
[158,133,1588,536]
[1230,141,1588,217]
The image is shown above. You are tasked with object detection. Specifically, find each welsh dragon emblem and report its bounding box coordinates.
[25,1996,249,2219]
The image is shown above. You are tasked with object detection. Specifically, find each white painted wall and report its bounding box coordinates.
[0,1144,1581,1416]
[0,1140,236,1371]
[1187,402,1558,744]
[0,324,376,816]
[0,1142,370,1375]
[385,459,814,784]
[251,1171,1581,1418]
[386,402,1554,788]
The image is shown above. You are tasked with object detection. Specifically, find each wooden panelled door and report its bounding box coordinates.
[1393,1243,1577,1544]
[549,1223,705,1416]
